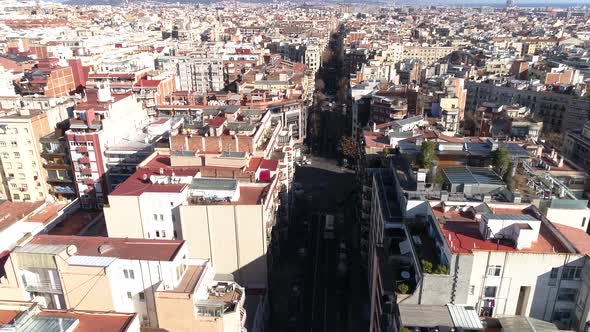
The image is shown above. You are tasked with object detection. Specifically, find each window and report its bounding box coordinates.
[583,217,586,228]
[549,268,559,285]
[161,230,166,238]
[153,214,157,221]
[0,141,5,147]
[13,152,19,159]
[1,153,8,159]
[487,265,501,276]
[557,288,577,302]
[172,215,175,222]
[552,309,571,322]
[10,141,17,147]
[469,285,475,295]
[160,214,164,221]
[562,266,582,280]
[170,202,174,207]
[484,286,497,298]
[12,194,19,200]
[173,231,177,239]
[23,128,28,134]
[16,163,22,169]
[155,231,160,237]
[10,183,16,188]
[123,269,135,280]
[138,292,145,301]
[127,291,132,299]
[23,194,30,200]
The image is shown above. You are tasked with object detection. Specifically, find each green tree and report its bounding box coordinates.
[340,136,359,161]
[401,328,412,332]
[398,283,410,294]
[419,141,436,169]
[421,259,433,274]
[435,264,448,274]
[491,147,511,176]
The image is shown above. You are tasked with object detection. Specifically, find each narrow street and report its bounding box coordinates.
[269,24,369,332]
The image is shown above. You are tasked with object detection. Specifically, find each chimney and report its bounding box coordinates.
[85,109,95,126]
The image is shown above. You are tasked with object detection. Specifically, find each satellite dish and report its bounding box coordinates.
[149,175,156,184]
[66,245,77,256]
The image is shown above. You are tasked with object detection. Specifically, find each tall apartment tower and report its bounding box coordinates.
[506,0,515,7]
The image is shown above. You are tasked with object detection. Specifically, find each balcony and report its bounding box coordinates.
[79,168,92,175]
[83,178,95,185]
[78,157,90,164]
[43,161,70,170]
[25,280,63,294]
[46,176,73,183]
[41,148,66,156]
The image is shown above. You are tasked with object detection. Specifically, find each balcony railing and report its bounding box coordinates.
[78,157,90,164]
[24,280,62,294]
[76,146,88,153]
[79,168,92,174]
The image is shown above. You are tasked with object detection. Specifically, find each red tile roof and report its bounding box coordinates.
[433,207,568,254]
[260,159,278,171]
[111,154,251,197]
[206,116,226,127]
[245,157,263,173]
[134,79,161,88]
[0,309,20,325]
[0,201,44,232]
[30,235,184,261]
[553,224,590,255]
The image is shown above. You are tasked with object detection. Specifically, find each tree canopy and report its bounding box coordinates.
[491,147,511,176]
[419,140,436,169]
[340,136,359,161]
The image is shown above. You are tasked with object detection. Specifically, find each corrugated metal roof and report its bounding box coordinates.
[447,304,484,330]
[18,316,78,332]
[14,243,67,255]
[482,214,536,221]
[443,166,505,186]
[67,255,116,267]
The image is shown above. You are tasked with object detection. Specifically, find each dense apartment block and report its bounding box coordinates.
[104,152,281,287]
[65,84,149,209]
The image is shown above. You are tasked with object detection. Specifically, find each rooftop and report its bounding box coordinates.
[0,301,136,332]
[25,235,184,261]
[443,166,505,186]
[0,201,44,232]
[160,264,206,294]
[432,204,569,254]
[38,310,136,332]
[47,211,102,236]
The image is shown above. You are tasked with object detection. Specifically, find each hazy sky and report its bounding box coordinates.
[396,0,590,4]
